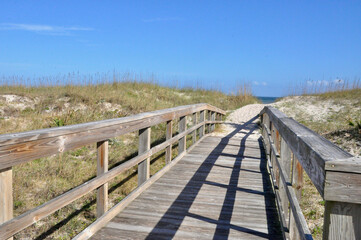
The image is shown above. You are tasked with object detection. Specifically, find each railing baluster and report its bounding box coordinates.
[271,122,279,189]
[178,116,187,154]
[165,120,173,164]
[200,110,205,138]
[290,155,303,240]
[211,111,216,131]
[0,167,13,240]
[207,111,211,133]
[97,140,109,217]
[192,113,197,144]
[280,137,292,232]
[323,200,361,240]
[138,127,151,185]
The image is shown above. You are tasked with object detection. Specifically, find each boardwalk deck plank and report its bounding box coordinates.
[91,122,283,239]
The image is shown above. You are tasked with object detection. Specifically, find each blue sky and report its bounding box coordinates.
[1,1,361,96]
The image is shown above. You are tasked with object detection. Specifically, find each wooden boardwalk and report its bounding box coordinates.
[91,119,283,239]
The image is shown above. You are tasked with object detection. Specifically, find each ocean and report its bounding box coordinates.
[257,96,279,104]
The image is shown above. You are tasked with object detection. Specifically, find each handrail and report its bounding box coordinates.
[0,103,225,239]
[0,103,225,170]
[260,106,361,240]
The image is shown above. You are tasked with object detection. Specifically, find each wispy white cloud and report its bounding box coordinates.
[142,17,183,23]
[0,23,93,35]
[253,81,267,86]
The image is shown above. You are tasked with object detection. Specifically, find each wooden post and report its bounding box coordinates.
[289,155,303,240]
[97,141,108,217]
[211,111,216,132]
[165,120,172,164]
[271,123,279,189]
[192,113,197,145]
[280,137,292,228]
[207,111,211,133]
[323,159,361,240]
[323,201,361,240]
[0,167,13,240]
[200,110,205,138]
[178,116,187,154]
[138,127,151,185]
[265,115,271,156]
[261,114,270,157]
[274,128,281,187]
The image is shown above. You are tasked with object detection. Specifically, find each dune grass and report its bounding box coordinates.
[0,75,258,239]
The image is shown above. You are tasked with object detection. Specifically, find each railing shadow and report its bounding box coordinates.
[145,116,282,239]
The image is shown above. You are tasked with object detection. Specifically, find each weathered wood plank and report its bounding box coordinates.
[289,155,304,240]
[0,104,225,170]
[199,110,205,138]
[165,120,173,164]
[323,201,361,240]
[0,167,12,240]
[178,116,186,154]
[279,137,291,238]
[97,140,109,217]
[325,157,361,174]
[324,171,361,204]
[211,111,215,132]
[138,127,151,185]
[207,111,211,133]
[192,112,197,144]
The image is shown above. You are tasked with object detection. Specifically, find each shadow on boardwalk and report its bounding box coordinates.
[144,116,282,239]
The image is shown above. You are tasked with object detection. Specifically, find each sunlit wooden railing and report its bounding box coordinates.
[260,106,361,240]
[0,103,225,240]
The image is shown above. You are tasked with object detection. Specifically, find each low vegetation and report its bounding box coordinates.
[0,74,258,239]
[273,88,361,239]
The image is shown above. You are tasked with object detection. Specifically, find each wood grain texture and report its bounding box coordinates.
[165,120,173,164]
[206,110,210,133]
[89,124,283,239]
[324,171,361,204]
[280,137,291,229]
[0,167,13,231]
[0,104,225,170]
[323,201,361,240]
[199,110,205,139]
[211,111,216,132]
[325,157,361,174]
[178,116,187,154]
[138,128,151,185]
[192,113,197,145]
[97,141,109,218]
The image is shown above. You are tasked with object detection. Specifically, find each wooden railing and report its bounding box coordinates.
[0,103,225,240]
[260,106,361,240]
